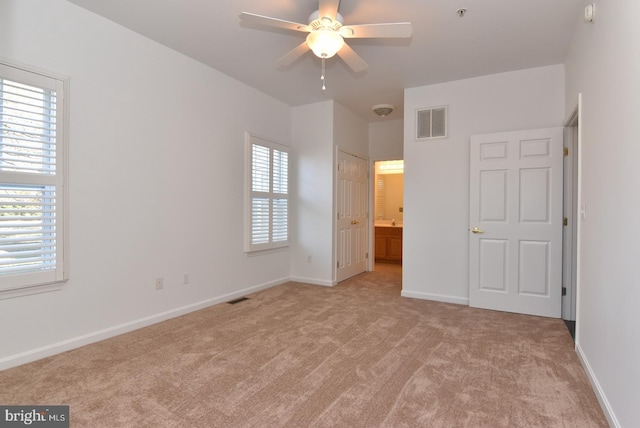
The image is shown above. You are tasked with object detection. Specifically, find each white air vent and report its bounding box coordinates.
[416,106,447,140]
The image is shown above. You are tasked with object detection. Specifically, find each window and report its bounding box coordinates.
[0,62,68,297]
[244,132,289,252]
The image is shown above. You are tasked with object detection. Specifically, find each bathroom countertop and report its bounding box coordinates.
[374,222,403,228]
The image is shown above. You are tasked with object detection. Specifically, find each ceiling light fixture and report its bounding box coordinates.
[372,104,395,117]
[240,4,413,92]
[306,12,345,59]
[306,30,344,59]
[305,13,346,90]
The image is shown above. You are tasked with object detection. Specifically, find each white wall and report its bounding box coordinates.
[290,101,335,286]
[333,101,369,159]
[369,119,403,161]
[564,1,640,426]
[0,0,291,368]
[402,65,565,304]
[290,100,369,285]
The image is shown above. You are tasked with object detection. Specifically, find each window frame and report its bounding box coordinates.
[244,132,289,253]
[0,61,69,299]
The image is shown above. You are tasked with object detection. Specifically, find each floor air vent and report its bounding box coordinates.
[228,297,250,305]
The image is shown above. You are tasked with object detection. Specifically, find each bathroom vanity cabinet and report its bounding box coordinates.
[374,226,403,263]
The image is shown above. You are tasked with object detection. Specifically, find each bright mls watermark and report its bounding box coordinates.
[0,406,68,427]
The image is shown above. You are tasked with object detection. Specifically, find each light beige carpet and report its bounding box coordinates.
[0,269,607,427]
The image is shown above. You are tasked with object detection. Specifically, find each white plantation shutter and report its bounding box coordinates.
[251,143,271,245]
[251,198,270,245]
[272,148,288,243]
[245,133,289,252]
[272,198,288,242]
[0,63,67,295]
[251,144,270,193]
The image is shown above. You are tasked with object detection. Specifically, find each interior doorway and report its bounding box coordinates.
[562,94,582,339]
[372,160,404,273]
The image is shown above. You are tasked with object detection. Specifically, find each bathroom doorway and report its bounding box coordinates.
[372,160,404,273]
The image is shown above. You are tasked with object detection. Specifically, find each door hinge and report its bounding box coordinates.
[337,261,340,268]
[563,147,569,157]
[562,287,567,296]
[366,252,369,259]
[563,217,568,226]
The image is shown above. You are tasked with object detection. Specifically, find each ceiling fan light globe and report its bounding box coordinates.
[306,30,344,59]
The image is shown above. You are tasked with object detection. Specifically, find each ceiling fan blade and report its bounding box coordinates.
[340,22,413,39]
[337,43,368,73]
[318,0,340,21]
[277,41,310,67]
[239,12,311,33]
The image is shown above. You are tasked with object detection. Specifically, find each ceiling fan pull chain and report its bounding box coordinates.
[321,57,326,90]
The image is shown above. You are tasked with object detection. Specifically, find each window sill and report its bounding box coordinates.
[244,245,289,258]
[0,280,67,301]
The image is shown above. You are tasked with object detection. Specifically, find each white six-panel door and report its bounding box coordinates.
[336,150,368,282]
[469,128,563,318]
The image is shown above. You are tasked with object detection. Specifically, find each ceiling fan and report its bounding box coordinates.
[240,0,412,88]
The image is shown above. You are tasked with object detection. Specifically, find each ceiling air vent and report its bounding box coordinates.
[416,106,447,140]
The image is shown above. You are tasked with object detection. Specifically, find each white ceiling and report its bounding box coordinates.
[66,0,584,121]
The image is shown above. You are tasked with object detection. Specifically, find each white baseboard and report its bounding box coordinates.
[575,343,620,428]
[401,289,469,306]
[289,276,334,287]
[0,277,290,371]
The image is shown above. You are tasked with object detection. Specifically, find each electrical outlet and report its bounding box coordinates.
[307,255,312,263]
[183,272,189,285]
[155,277,163,290]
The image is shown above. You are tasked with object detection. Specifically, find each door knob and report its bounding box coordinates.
[471,227,484,234]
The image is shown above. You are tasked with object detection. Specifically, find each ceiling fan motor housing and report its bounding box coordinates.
[308,10,344,26]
